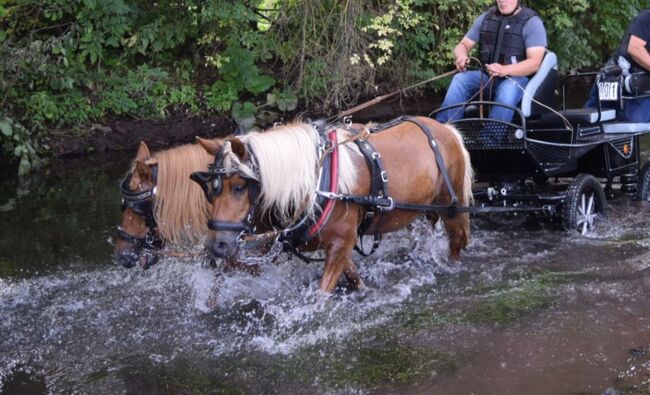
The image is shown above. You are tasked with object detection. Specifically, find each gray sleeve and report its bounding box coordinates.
[466,12,487,42]
[523,16,547,48]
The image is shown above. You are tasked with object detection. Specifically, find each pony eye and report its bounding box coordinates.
[213,179,220,190]
[233,183,247,193]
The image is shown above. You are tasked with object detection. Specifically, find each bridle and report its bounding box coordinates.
[116,169,165,256]
[190,143,261,246]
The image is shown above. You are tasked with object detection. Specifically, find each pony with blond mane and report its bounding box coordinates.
[194,116,473,292]
[115,141,216,269]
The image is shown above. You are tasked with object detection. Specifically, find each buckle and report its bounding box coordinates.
[380,170,389,183]
[378,197,394,211]
[236,230,247,247]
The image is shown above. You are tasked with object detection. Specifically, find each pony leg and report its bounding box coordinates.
[320,242,356,293]
[441,212,470,261]
[343,258,366,290]
[427,213,440,227]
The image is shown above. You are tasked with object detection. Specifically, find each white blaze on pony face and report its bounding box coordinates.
[496,0,519,15]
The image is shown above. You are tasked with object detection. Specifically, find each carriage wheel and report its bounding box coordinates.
[562,174,607,235]
[635,161,650,202]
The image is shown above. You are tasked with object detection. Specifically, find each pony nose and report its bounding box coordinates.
[208,238,236,259]
[117,252,137,269]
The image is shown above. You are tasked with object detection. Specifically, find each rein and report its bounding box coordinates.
[326,69,458,122]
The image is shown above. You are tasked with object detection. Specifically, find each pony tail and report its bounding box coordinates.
[445,125,474,206]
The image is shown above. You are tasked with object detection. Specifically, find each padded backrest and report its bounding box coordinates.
[520,51,558,118]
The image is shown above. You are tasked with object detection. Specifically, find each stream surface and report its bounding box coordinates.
[1,140,649,395]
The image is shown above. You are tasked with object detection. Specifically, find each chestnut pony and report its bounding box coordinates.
[195,117,473,292]
[114,141,215,269]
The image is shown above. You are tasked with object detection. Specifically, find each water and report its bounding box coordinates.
[1,144,650,394]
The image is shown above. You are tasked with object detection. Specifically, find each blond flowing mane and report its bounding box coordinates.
[223,123,359,225]
[150,143,214,243]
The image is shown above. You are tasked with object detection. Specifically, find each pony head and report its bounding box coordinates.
[191,137,258,260]
[114,141,163,269]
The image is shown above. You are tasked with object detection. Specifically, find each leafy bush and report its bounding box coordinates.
[0,114,42,177]
[0,0,646,177]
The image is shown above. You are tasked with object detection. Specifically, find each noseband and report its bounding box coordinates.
[117,169,164,251]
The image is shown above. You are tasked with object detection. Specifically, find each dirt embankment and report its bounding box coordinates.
[49,115,236,158]
[0,95,441,175]
[47,94,441,157]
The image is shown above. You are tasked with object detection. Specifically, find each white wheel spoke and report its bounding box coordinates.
[586,194,594,215]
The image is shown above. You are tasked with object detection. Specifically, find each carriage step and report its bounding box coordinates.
[602,122,650,134]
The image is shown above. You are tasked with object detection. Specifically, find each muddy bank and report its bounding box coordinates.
[48,115,237,158]
[45,96,441,158]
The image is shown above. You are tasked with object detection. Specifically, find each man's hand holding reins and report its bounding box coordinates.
[486,63,508,78]
[455,56,470,72]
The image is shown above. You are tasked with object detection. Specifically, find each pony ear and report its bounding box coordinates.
[129,160,154,190]
[229,138,247,159]
[134,160,153,180]
[135,141,151,161]
[196,137,222,155]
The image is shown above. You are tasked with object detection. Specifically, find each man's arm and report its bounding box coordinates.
[454,37,477,72]
[486,46,546,78]
[628,34,650,71]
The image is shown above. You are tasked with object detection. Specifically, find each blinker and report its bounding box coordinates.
[190,171,219,203]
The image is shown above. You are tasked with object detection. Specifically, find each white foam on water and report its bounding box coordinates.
[3,201,650,393]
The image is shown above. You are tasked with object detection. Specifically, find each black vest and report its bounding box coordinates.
[479,6,538,65]
[612,10,650,73]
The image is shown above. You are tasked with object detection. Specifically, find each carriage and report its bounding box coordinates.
[430,51,650,234]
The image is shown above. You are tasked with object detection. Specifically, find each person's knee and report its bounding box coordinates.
[449,73,470,91]
[495,80,524,106]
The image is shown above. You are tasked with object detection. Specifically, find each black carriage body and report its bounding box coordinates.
[452,112,642,183]
[430,50,650,228]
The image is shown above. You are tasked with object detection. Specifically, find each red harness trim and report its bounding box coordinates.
[307,130,339,238]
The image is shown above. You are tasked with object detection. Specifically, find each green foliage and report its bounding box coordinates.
[0,114,43,177]
[204,45,275,112]
[231,101,257,130]
[0,0,646,176]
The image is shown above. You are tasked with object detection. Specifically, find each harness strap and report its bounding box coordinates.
[306,129,339,238]
[403,117,459,208]
[368,115,459,211]
[282,242,326,263]
[353,136,390,256]
[116,226,164,250]
[207,221,252,232]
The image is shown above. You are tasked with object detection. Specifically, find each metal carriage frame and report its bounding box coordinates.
[428,52,650,233]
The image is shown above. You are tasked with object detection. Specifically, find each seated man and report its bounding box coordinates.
[585,8,650,123]
[436,0,547,124]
